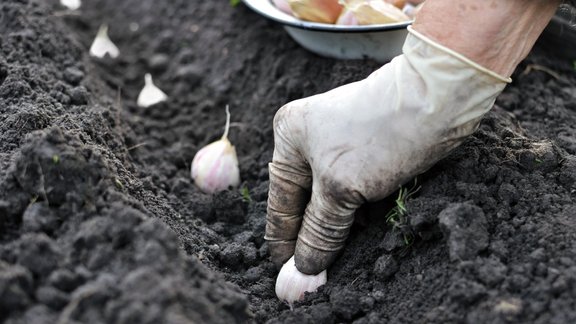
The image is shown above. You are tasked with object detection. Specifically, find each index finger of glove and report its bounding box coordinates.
[265,104,312,268]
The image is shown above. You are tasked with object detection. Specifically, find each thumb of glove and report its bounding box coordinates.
[294,187,359,275]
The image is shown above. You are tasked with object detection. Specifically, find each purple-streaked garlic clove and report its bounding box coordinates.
[275,256,327,306]
[191,106,241,194]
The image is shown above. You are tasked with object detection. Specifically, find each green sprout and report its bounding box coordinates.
[385,179,421,245]
[114,178,124,190]
[240,185,251,203]
[230,0,241,6]
[52,154,60,164]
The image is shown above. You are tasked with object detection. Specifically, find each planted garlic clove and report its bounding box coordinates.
[60,0,81,10]
[287,0,343,24]
[89,24,120,59]
[191,106,241,194]
[137,74,168,108]
[340,0,411,25]
[275,256,327,306]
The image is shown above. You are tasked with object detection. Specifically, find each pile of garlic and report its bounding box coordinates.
[273,0,424,25]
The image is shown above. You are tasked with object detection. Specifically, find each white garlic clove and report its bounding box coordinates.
[336,7,359,25]
[137,74,168,108]
[287,0,343,24]
[272,0,293,15]
[402,3,423,19]
[191,106,241,194]
[60,0,81,10]
[191,138,241,194]
[339,0,410,25]
[275,256,327,306]
[89,24,120,59]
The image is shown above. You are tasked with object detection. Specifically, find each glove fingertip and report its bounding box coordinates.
[294,241,339,275]
[268,240,296,269]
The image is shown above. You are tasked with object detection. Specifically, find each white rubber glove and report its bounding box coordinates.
[265,26,511,275]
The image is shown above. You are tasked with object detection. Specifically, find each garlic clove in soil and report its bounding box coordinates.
[275,256,327,306]
[191,106,241,194]
[89,24,120,59]
[137,74,168,108]
[60,0,81,10]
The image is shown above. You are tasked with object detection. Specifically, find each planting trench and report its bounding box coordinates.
[1,0,576,323]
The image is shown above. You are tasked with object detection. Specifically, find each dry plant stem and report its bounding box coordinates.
[413,0,562,77]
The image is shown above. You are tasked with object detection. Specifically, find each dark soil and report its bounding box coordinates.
[1,0,575,323]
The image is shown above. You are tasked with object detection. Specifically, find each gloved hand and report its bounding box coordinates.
[265,26,511,275]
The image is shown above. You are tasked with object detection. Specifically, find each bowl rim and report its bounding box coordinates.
[242,0,413,33]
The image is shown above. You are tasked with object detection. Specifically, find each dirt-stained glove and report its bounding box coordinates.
[265,26,511,275]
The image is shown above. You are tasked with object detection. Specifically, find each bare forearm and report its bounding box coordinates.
[413,0,561,77]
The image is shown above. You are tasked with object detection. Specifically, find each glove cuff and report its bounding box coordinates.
[407,26,512,84]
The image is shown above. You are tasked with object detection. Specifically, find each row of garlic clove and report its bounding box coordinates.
[68,0,319,305]
[87,18,306,302]
[62,0,167,108]
[88,23,167,108]
[86,24,238,193]
[273,0,423,25]
[63,0,238,195]
[85,13,306,305]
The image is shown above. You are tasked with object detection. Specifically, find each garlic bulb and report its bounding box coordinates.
[338,0,410,25]
[287,0,343,24]
[60,0,81,10]
[137,74,168,108]
[275,256,327,306]
[191,106,241,194]
[89,24,120,59]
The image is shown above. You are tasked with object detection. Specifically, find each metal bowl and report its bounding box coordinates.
[242,0,412,62]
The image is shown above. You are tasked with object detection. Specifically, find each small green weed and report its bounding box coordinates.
[114,178,124,190]
[385,179,421,245]
[240,185,251,203]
